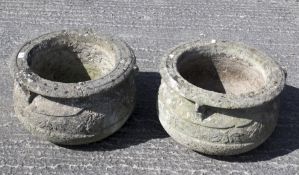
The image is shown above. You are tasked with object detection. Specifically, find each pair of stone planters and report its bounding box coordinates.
[11,30,285,155]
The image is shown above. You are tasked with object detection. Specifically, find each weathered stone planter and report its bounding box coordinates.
[11,30,138,145]
[158,41,285,155]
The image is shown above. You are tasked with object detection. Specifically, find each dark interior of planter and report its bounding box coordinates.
[27,35,116,83]
[176,49,266,95]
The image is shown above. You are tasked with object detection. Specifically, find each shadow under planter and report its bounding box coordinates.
[63,72,169,151]
[207,85,299,162]
[62,78,299,159]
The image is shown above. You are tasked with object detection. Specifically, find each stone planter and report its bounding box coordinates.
[11,30,138,145]
[158,41,285,155]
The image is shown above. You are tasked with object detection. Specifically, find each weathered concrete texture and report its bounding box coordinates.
[12,30,138,145]
[0,0,298,174]
[158,41,285,155]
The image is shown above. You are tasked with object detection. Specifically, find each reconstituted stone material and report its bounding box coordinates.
[12,30,138,145]
[158,41,285,155]
[0,0,298,174]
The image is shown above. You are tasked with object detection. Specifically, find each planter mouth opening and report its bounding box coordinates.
[162,41,285,109]
[27,33,117,83]
[13,30,135,98]
[176,49,266,96]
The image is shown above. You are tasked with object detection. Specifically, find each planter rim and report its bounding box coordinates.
[11,30,136,98]
[160,40,285,109]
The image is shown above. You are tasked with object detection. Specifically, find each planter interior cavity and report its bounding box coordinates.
[28,35,116,83]
[177,50,266,95]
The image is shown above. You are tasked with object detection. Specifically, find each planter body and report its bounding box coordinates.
[12,30,138,145]
[158,41,285,155]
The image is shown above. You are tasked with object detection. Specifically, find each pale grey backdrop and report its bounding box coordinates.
[0,0,298,174]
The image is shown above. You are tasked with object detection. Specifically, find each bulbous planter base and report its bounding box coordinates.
[158,41,285,155]
[13,78,135,145]
[158,82,279,155]
[12,30,138,145]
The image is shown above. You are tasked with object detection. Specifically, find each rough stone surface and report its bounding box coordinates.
[158,41,285,155]
[0,0,298,174]
[12,30,137,145]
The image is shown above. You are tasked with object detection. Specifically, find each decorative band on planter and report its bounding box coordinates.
[11,30,138,145]
[158,41,286,155]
